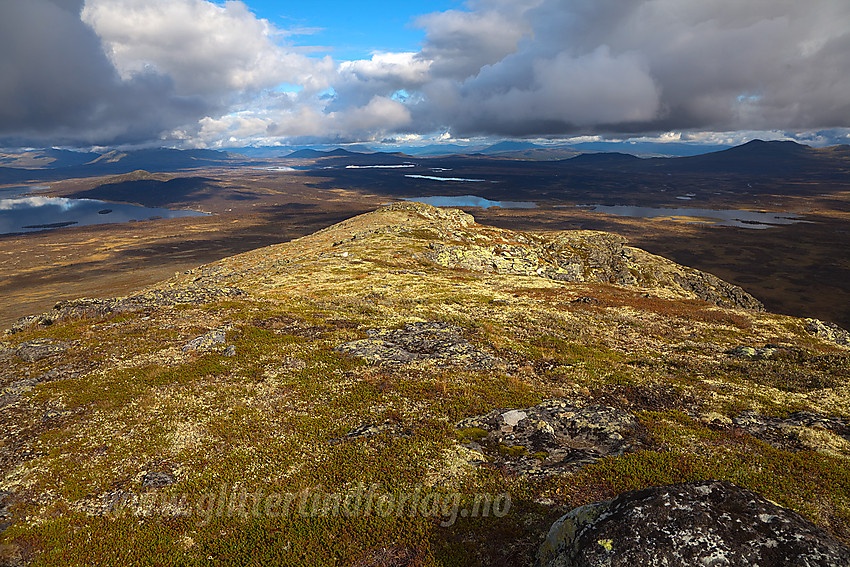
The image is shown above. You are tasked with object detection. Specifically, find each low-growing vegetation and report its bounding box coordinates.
[2,203,848,566]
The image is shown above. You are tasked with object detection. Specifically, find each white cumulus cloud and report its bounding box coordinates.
[81,0,330,97]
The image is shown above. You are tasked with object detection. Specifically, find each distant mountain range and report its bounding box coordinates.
[1,140,848,186]
[383,140,734,158]
[284,148,361,158]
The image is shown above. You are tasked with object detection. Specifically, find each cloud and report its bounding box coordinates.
[412,45,661,137]
[226,0,850,144]
[0,0,331,147]
[401,0,850,138]
[414,1,539,79]
[81,0,329,97]
[331,52,431,109]
[190,95,411,147]
[2,0,850,147]
[0,0,215,146]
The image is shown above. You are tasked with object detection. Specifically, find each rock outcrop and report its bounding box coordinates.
[335,321,502,368]
[537,480,850,567]
[457,400,641,477]
[731,410,850,455]
[806,318,850,348]
[6,286,244,335]
[0,339,69,362]
[422,216,763,310]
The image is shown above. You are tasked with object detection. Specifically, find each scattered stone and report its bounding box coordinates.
[182,329,227,352]
[725,344,784,360]
[1,367,79,409]
[6,287,245,335]
[805,318,850,348]
[141,470,177,489]
[12,339,69,362]
[571,296,600,305]
[42,408,72,421]
[0,491,13,533]
[224,345,237,357]
[457,400,641,477]
[335,321,501,369]
[536,480,850,567]
[732,410,850,454]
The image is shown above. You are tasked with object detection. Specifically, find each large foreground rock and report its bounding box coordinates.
[537,480,850,567]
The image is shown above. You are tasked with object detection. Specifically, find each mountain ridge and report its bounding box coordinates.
[2,201,848,564]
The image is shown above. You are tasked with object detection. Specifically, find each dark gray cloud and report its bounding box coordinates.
[0,0,211,146]
[401,0,850,138]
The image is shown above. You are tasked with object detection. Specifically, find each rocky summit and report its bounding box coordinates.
[1,202,849,566]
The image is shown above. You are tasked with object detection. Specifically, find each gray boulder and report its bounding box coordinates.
[335,321,501,369]
[457,400,641,477]
[537,480,850,567]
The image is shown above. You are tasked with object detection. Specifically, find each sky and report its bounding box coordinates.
[1,0,849,150]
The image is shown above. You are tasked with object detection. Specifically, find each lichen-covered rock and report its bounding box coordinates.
[6,287,245,334]
[670,268,764,310]
[732,410,850,455]
[380,201,475,228]
[335,321,501,368]
[537,480,850,567]
[457,400,641,477]
[141,470,176,489]
[422,222,762,310]
[5,339,69,362]
[182,328,228,352]
[0,490,13,533]
[725,344,783,360]
[805,318,850,348]
[1,366,80,409]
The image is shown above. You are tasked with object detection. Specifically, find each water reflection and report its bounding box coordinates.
[400,196,537,209]
[1,195,207,235]
[580,204,807,229]
[404,175,486,182]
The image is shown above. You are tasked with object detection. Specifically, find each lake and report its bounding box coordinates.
[1,192,208,235]
[400,196,537,209]
[404,175,487,182]
[580,205,808,229]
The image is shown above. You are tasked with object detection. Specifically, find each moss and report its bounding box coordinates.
[497,444,528,458]
[399,228,441,240]
[458,427,489,443]
[4,204,850,563]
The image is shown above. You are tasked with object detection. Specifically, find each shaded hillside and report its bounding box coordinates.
[1,202,848,565]
[0,148,252,185]
[66,177,224,208]
[651,139,831,175]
